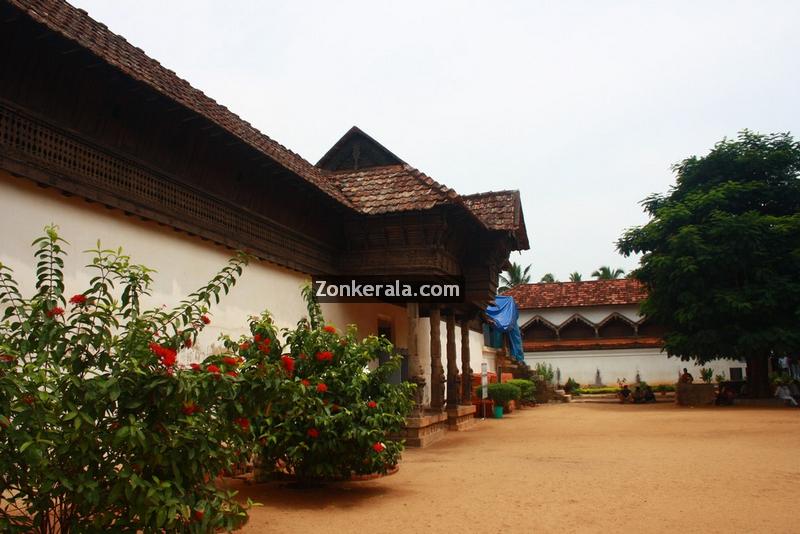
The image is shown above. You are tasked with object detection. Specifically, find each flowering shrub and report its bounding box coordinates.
[0,226,267,532]
[229,286,415,482]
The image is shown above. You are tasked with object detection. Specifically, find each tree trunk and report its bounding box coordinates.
[746,354,770,398]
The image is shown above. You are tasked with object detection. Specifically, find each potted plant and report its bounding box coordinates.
[700,367,714,384]
[487,383,521,418]
[472,386,494,418]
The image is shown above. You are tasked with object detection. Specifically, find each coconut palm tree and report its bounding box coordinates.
[498,262,531,292]
[569,272,582,282]
[591,266,625,280]
[540,273,557,283]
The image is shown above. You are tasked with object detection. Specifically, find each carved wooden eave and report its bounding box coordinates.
[0,100,339,274]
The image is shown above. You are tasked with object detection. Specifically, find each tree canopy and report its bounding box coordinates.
[540,273,557,283]
[618,131,800,394]
[569,272,583,282]
[591,266,625,280]
[498,262,531,293]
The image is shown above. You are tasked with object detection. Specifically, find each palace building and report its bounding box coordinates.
[0,0,528,445]
[505,280,743,385]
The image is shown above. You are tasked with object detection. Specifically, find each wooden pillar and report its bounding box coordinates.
[446,312,459,409]
[429,305,444,411]
[460,317,472,405]
[406,302,425,416]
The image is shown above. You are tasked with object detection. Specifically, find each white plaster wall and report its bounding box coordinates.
[519,304,642,327]
[523,347,745,386]
[1,171,500,396]
[0,171,312,356]
[320,302,408,349]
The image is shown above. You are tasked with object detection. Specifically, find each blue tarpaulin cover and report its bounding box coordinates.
[485,295,524,362]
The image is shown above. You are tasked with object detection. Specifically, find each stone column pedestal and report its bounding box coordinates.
[446,404,477,431]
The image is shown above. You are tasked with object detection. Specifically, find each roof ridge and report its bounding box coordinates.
[462,189,520,198]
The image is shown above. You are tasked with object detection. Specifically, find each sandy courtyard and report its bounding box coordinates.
[231,403,799,534]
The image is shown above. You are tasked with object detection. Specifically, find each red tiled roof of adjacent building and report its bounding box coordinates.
[523,336,661,352]
[506,279,647,309]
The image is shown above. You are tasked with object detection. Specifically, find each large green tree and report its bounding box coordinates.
[617,131,800,396]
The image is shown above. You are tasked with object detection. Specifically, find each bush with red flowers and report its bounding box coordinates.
[234,285,414,483]
[0,226,270,533]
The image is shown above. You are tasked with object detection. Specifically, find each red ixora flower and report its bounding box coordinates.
[372,442,386,453]
[69,294,87,305]
[0,354,15,364]
[301,379,310,387]
[367,401,377,409]
[323,325,336,333]
[226,370,238,378]
[190,362,202,372]
[193,509,204,521]
[182,402,200,415]
[206,364,221,374]
[254,333,263,343]
[46,307,64,318]
[316,383,328,393]
[316,351,333,362]
[234,417,250,430]
[149,342,177,367]
[200,315,211,325]
[307,427,319,439]
[281,355,295,374]
[223,356,238,367]
[239,341,251,351]
[184,338,193,349]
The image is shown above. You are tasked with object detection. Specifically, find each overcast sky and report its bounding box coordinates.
[73,0,800,282]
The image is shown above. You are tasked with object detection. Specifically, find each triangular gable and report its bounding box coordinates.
[317,126,405,171]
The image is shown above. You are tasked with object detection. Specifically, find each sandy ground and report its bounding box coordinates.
[230,403,799,534]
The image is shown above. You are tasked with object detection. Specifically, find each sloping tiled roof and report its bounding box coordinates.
[506,279,647,309]
[462,190,529,249]
[7,0,353,208]
[523,336,661,352]
[332,164,459,215]
[7,0,530,250]
[462,191,518,229]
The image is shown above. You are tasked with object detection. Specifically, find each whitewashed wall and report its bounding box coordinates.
[1,171,498,403]
[0,171,314,357]
[519,304,642,328]
[524,348,744,386]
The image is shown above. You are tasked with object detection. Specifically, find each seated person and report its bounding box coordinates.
[632,386,645,403]
[788,380,800,400]
[774,383,798,407]
[715,385,736,406]
[643,386,656,403]
[679,368,694,384]
[618,384,631,403]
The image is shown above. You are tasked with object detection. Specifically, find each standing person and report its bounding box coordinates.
[680,368,694,384]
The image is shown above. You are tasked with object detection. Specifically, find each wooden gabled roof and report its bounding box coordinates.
[462,190,529,249]
[317,126,405,171]
[331,164,458,215]
[6,0,530,252]
[6,0,354,208]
